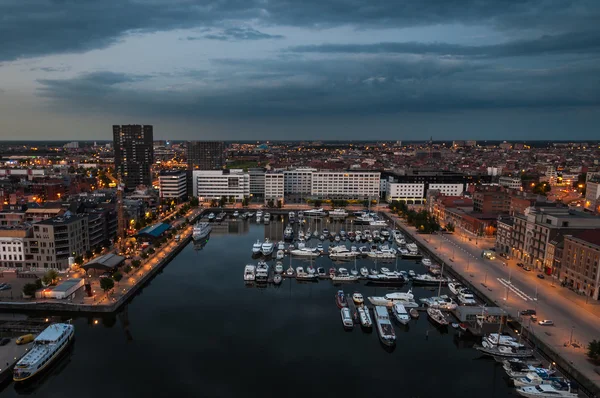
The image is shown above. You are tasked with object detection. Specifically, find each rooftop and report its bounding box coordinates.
[570,230,600,247]
[83,254,125,270]
[36,214,86,226]
[137,222,170,238]
[53,278,84,292]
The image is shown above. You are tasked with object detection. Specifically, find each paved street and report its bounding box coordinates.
[386,212,600,389]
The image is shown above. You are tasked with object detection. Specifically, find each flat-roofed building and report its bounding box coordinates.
[192,169,249,201]
[0,226,31,269]
[265,172,284,205]
[158,171,188,202]
[562,231,600,300]
[311,171,380,200]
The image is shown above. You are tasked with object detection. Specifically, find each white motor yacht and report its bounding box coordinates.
[193,222,212,241]
[483,333,525,349]
[352,292,364,305]
[261,239,274,256]
[516,382,578,397]
[357,307,372,328]
[331,268,358,282]
[422,258,432,266]
[359,267,369,277]
[233,211,239,218]
[330,208,348,219]
[304,208,327,217]
[274,262,284,274]
[276,250,285,260]
[244,265,256,281]
[392,303,411,325]
[296,266,318,280]
[255,261,269,281]
[290,248,320,257]
[448,282,464,296]
[277,241,286,251]
[252,240,262,254]
[457,290,478,305]
[341,308,354,330]
[329,246,358,260]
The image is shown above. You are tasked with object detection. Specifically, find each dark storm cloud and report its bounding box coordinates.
[186,27,284,41]
[286,31,600,58]
[2,0,599,61]
[35,56,600,118]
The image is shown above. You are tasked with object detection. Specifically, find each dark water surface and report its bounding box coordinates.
[0,219,515,398]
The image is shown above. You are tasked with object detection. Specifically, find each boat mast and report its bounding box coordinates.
[437,261,445,297]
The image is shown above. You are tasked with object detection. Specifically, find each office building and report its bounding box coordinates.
[113,125,154,190]
[158,171,188,203]
[383,170,467,204]
[187,141,225,170]
[473,186,510,213]
[248,168,266,201]
[311,171,380,200]
[265,172,284,205]
[192,170,249,201]
[284,168,316,203]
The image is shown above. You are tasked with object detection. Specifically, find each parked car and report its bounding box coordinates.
[523,266,532,271]
[520,309,537,316]
[0,338,10,346]
[16,334,34,345]
[537,273,545,279]
[538,320,554,326]
[517,262,524,268]
[0,284,11,291]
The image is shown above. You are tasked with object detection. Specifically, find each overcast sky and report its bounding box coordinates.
[1,0,599,141]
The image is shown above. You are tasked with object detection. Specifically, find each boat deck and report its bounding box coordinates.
[0,339,31,382]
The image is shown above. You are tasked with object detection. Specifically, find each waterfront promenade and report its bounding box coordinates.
[384,210,600,392]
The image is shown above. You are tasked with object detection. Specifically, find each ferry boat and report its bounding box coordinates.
[373,306,396,346]
[192,222,212,241]
[13,323,75,382]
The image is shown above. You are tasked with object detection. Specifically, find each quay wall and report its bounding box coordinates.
[379,212,600,397]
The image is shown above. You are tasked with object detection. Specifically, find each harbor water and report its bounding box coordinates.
[0,218,515,398]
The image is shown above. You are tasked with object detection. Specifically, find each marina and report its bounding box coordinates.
[0,214,588,397]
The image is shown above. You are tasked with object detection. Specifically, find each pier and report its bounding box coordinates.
[0,340,31,384]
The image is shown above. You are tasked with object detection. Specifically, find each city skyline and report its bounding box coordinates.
[1,1,599,140]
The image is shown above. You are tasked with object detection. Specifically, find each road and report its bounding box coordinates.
[386,212,600,390]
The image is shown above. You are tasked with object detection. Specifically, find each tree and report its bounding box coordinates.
[219,196,226,207]
[210,199,218,207]
[112,272,123,283]
[85,250,94,259]
[587,339,600,363]
[124,265,132,274]
[42,269,58,286]
[134,221,142,230]
[74,255,83,265]
[131,260,141,268]
[313,199,322,208]
[267,199,275,208]
[361,199,370,208]
[190,196,199,207]
[277,200,283,209]
[23,283,38,297]
[242,197,249,207]
[446,223,455,232]
[532,182,551,196]
[34,278,43,290]
[100,277,114,293]
[94,246,103,255]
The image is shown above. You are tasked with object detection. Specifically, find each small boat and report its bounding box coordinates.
[427,308,448,327]
[277,241,286,251]
[475,344,534,358]
[329,267,337,277]
[273,274,282,285]
[457,290,478,305]
[341,308,354,330]
[357,306,372,328]
[352,292,364,305]
[283,225,294,240]
[296,266,318,281]
[317,267,327,278]
[451,322,460,329]
[408,270,416,278]
[515,382,578,397]
[285,266,295,277]
[413,274,449,286]
[276,250,285,260]
[243,264,256,281]
[331,268,359,282]
[252,240,262,254]
[207,212,216,221]
[274,262,284,274]
[392,303,411,325]
[359,267,369,277]
[232,211,239,218]
[336,290,347,308]
[290,248,320,257]
[409,308,419,319]
[422,258,432,266]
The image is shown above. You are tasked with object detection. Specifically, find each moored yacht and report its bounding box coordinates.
[283,225,294,240]
[252,240,262,254]
[427,308,448,327]
[261,239,274,256]
[457,290,478,305]
[13,323,75,382]
[304,208,327,217]
[357,307,372,328]
[373,306,396,346]
[193,222,212,241]
[341,308,354,330]
[290,247,320,257]
[255,261,269,281]
[244,264,256,281]
[330,208,348,219]
[331,268,358,282]
[516,381,578,398]
[392,303,411,325]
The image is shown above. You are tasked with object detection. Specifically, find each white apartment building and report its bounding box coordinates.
[0,228,28,269]
[311,171,380,200]
[499,176,522,190]
[386,183,425,202]
[429,183,464,196]
[265,172,284,204]
[158,171,187,202]
[284,168,316,194]
[192,170,249,201]
[386,182,463,203]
